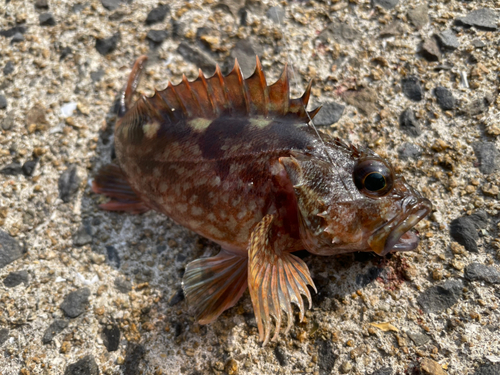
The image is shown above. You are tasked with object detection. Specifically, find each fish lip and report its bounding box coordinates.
[381,198,432,256]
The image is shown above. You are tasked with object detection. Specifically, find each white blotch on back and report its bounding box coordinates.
[143,121,160,138]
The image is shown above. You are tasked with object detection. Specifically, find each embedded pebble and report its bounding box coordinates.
[58,165,81,203]
[417,279,463,313]
[229,39,259,77]
[146,30,169,44]
[3,61,14,75]
[106,245,121,268]
[145,5,170,25]
[420,358,445,375]
[342,88,378,116]
[319,21,360,45]
[421,38,441,61]
[436,30,460,51]
[373,0,399,10]
[73,225,93,247]
[407,332,431,346]
[463,93,494,117]
[465,263,500,284]
[434,86,456,110]
[3,270,29,288]
[0,328,9,346]
[177,42,217,74]
[273,345,287,366]
[114,277,132,293]
[449,212,488,252]
[317,339,336,375]
[60,46,72,60]
[0,95,7,109]
[398,142,422,160]
[101,0,122,11]
[266,6,285,24]
[42,319,69,344]
[102,324,121,352]
[471,39,486,48]
[0,26,27,38]
[90,69,105,82]
[473,364,500,375]
[64,355,100,375]
[10,33,24,43]
[168,288,185,306]
[456,9,498,31]
[34,0,49,9]
[95,33,120,55]
[1,162,23,175]
[472,142,498,174]
[401,76,423,102]
[399,108,421,137]
[0,229,24,269]
[39,12,56,26]
[60,288,91,318]
[313,102,345,126]
[21,158,38,177]
[408,5,429,29]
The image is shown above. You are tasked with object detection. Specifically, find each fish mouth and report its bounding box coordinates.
[369,198,432,256]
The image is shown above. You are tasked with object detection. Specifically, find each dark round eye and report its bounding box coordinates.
[353,159,394,197]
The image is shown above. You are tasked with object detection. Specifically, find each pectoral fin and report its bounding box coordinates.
[182,250,248,324]
[248,214,316,345]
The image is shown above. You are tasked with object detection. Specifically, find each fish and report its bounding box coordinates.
[92,55,432,345]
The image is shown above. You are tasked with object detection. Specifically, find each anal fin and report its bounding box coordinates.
[248,214,317,345]
[182,250,248,324]
[92,162,150,214]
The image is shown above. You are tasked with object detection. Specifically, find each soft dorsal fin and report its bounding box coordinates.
[136,56,319,123]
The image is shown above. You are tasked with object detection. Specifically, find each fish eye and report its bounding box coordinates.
[353,159,394,197]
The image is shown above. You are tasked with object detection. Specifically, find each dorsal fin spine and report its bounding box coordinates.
[233,59,250,116]
[167,81,188,117]
[197,68,217,118]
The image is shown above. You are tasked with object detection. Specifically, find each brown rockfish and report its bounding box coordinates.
[93,56,432,345]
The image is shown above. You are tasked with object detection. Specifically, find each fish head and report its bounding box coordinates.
[279,146,431,257]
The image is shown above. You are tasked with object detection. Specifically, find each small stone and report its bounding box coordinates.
[3,270,29,288]
[58,165,81,203]
[464,94,494,117]
[407,332,431,346]
[168,288,184,306]
[114,277,132,293]
[90,69,105,82]
[473,364,500,375]
[106,245,120,268]
[370,368,393,375]
[145,5,170,25]
[417,279,463,314]
[373,0,399,10]
[472,142,498,174]
[435,29,460,51]
[317,339,336,375]
[465,263,500,284]
[0,26,27,38]
[100,0,121,11]
[1,162,22,176]
[379,21,404,37]
[229,38,259,78]
[0,328,9,346]
[399,108,421,137]
[401,76,423,102]
[274,345,287,366]
[266,6,285,24]
[398,142,422,160]
[449,214,485,252]
[42,319,68,344]
[60,46,72,60]
[420,358,445,375]
[146,29,168,44]
[102,324,120,352]
[356,267,383,287]
[421,38,441,61]
[0,95,7,110]
[95,32,120,55]
[408,5,429,29]
[319,21,360,46]
[39,12,56,26]
[22,159,39,177]
[342,87,378,117]
[3,61,14,75]
[456,9,498,31]
[0,229,25,269]
[26,103,48,130]
[1,114,14,130]
[10,33,24,44]
[64,355,99,375]
[60,288,91,318]
[73,225,92,247]
[313,102,345,126]
[340,361,353,374]
[34,0,49,9]
[177,42,217,74]
[434,87,456,111]
[471,39,486,48]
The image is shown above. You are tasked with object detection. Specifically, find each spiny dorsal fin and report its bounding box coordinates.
[141,56,316,123]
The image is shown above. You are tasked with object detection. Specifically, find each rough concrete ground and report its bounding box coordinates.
[0,0,499,374]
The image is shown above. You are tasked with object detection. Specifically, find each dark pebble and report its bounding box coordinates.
[177,41,217,74]
[421,38,441,61]
[398,142,422,160]
[0,229,25,269]
[318,21,360,45]
[0,328,9,346]
[90,69,105,82]
[102,324,120,352]
[60,288,91,318]
[95,32,120,55]
[64,355,100,375]
[370,367,393,375]
[34,0,49,9]
[101,0,121,11]
[145,5,170,25]
[266,6,285,24]
[435,29,460,51]
[464,93,494,117]
[58,165,81,203]
[168,288,184,306]
[3,270,29,288]
[106,245,120,269]
[417,279,463,313]
[274,345,287,366]
[465,263,500,284]
[342,87,378,117]
[146,29,169,44]
[407,332,431,346]
[42,319,68,344]
[312,102,345,126]
[379,21,404,37]
[356,267,383,287]
[123,344,146,375]
[10,33,24,44]
[60,46,72,60]
[0,95,7,110]
[471,39,486,48]
[434,86,456,110]
[0,26,27,38]
[1,162,22,175]
[73,225,92,247]
[1,114,14,130]
[408,5,429,29]
[114,277,132,293]
[373,0,399,10]
[3,61,14,75]
[399,108,421,137]
[39,12,56,26]
[449,212,488,252]
[22,158,39,177]
[473,363,500,375]
[401,76,423,102]
[229,38,259,77]
[456,9,498,31]
[472,142,498,174]
[317,338,336,375]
